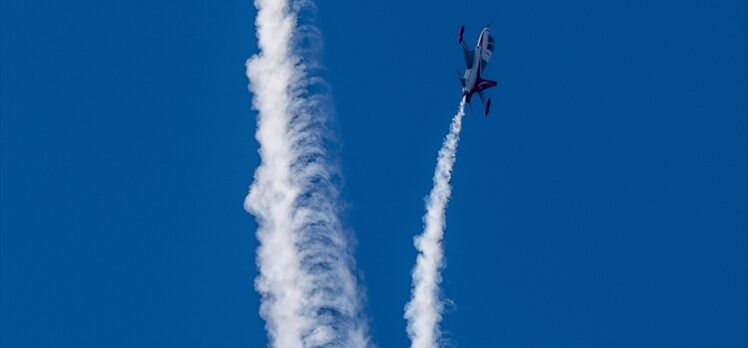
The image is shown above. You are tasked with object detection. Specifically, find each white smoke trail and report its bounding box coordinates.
[405,99,467,348]
[244,0,368,347]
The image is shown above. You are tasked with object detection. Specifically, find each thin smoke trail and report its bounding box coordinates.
[405,99,467,348]
[244,0,368,347]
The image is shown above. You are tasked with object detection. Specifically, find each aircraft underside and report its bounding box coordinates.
[457,25,498,116]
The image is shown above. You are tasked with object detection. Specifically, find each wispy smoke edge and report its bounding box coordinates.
[244,0,369,347]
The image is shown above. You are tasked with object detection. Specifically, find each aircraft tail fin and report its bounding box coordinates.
[477,91,492,116]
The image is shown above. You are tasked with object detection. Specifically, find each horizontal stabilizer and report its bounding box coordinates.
[476,78,498,92]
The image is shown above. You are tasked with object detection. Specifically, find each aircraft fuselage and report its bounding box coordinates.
[462,27,494,102]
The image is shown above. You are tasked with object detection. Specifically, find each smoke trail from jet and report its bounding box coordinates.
[244,0,368,347]
[405,99,467,348]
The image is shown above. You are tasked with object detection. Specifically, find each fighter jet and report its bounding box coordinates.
[457,24,498,116]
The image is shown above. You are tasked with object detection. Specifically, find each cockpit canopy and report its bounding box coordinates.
[486,35,495,53]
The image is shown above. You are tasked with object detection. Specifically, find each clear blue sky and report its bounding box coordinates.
[2,0,746,347]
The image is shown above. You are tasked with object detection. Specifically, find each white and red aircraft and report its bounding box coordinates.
[457,25,498,116]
